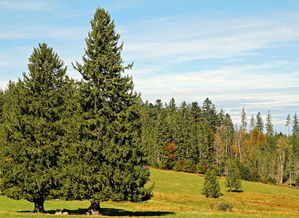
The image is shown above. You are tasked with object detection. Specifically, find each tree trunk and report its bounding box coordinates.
[87,199,101,215]
[33,198,45,213]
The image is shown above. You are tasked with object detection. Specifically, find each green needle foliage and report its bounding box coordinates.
[202,169,222,198]
[225,160,242,192]
[0,43,69,213]
[59,8,151,215]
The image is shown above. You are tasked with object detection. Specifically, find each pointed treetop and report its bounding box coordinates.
[256,112,264,132]
[241,106,247,130]
[266,110,274,135]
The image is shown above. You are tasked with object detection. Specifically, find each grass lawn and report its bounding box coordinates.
[0,167,299,217]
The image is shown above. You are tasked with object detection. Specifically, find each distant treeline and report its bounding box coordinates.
[141,98,299,185]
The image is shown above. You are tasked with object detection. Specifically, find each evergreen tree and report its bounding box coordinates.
[225,160,242,192]
[191,101,201,122]
[202,169,222,198]
[266,110,274,135]
[293,113,299,135]
[198,122,215,167]
[241,106,247,130]
[175,102,193,167]
[256,112,264,132]
[250,115,255,130]
[202,98,219,131]
[168,97,177,112]
[0,43,69,213]
[59,8,150,214]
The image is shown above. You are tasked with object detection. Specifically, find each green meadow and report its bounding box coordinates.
[0,167,298,218]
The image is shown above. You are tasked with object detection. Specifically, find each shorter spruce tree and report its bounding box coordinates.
[225,160,242,192]
[202,169,222,198]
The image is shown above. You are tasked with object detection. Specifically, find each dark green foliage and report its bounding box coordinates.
[202,98,219,131]
[225,160,242,192]
[235,161,259,181]
[0,43,69,213]
[198,122,215,166]
[256,112,264,132]
[59,8,150,213]
[202,169,222,198]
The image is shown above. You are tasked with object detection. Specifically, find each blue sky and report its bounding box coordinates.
[1,0,299,133]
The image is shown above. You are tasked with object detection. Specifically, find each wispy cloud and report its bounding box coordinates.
[0,25,88,39]
[122,12,299,62]
[0,0,51,11]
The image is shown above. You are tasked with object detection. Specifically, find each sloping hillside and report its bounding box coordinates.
[0,167,298,217]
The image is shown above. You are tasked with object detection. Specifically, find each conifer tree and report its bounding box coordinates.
[241,106,247,130]
[175,101,193,161]
[202,169,222,198]
[168,97,177,112]
[225,160,242,192]
[0,43,68,213]
[202,98,219,131]
[256,112,264,132]
[59,8,150,214]
[266,110,274,135]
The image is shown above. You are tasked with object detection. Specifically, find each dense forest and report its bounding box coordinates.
[0,6,298,215]
[141,98,299,185]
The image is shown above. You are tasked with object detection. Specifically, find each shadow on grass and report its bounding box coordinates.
[19,208,175,216]
[227,190,243,193]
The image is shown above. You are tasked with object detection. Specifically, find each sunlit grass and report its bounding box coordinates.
[0,167,298,217]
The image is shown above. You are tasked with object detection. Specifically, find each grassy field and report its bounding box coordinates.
[0,167,299,217]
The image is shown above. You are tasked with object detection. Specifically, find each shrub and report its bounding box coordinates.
[174,160,196,173]
[260,176,277,185]
[210,202,233,211]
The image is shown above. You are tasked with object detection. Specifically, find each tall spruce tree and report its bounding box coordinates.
[202,98,219,131]
[59,8,150,214]
[0,43,68,213]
